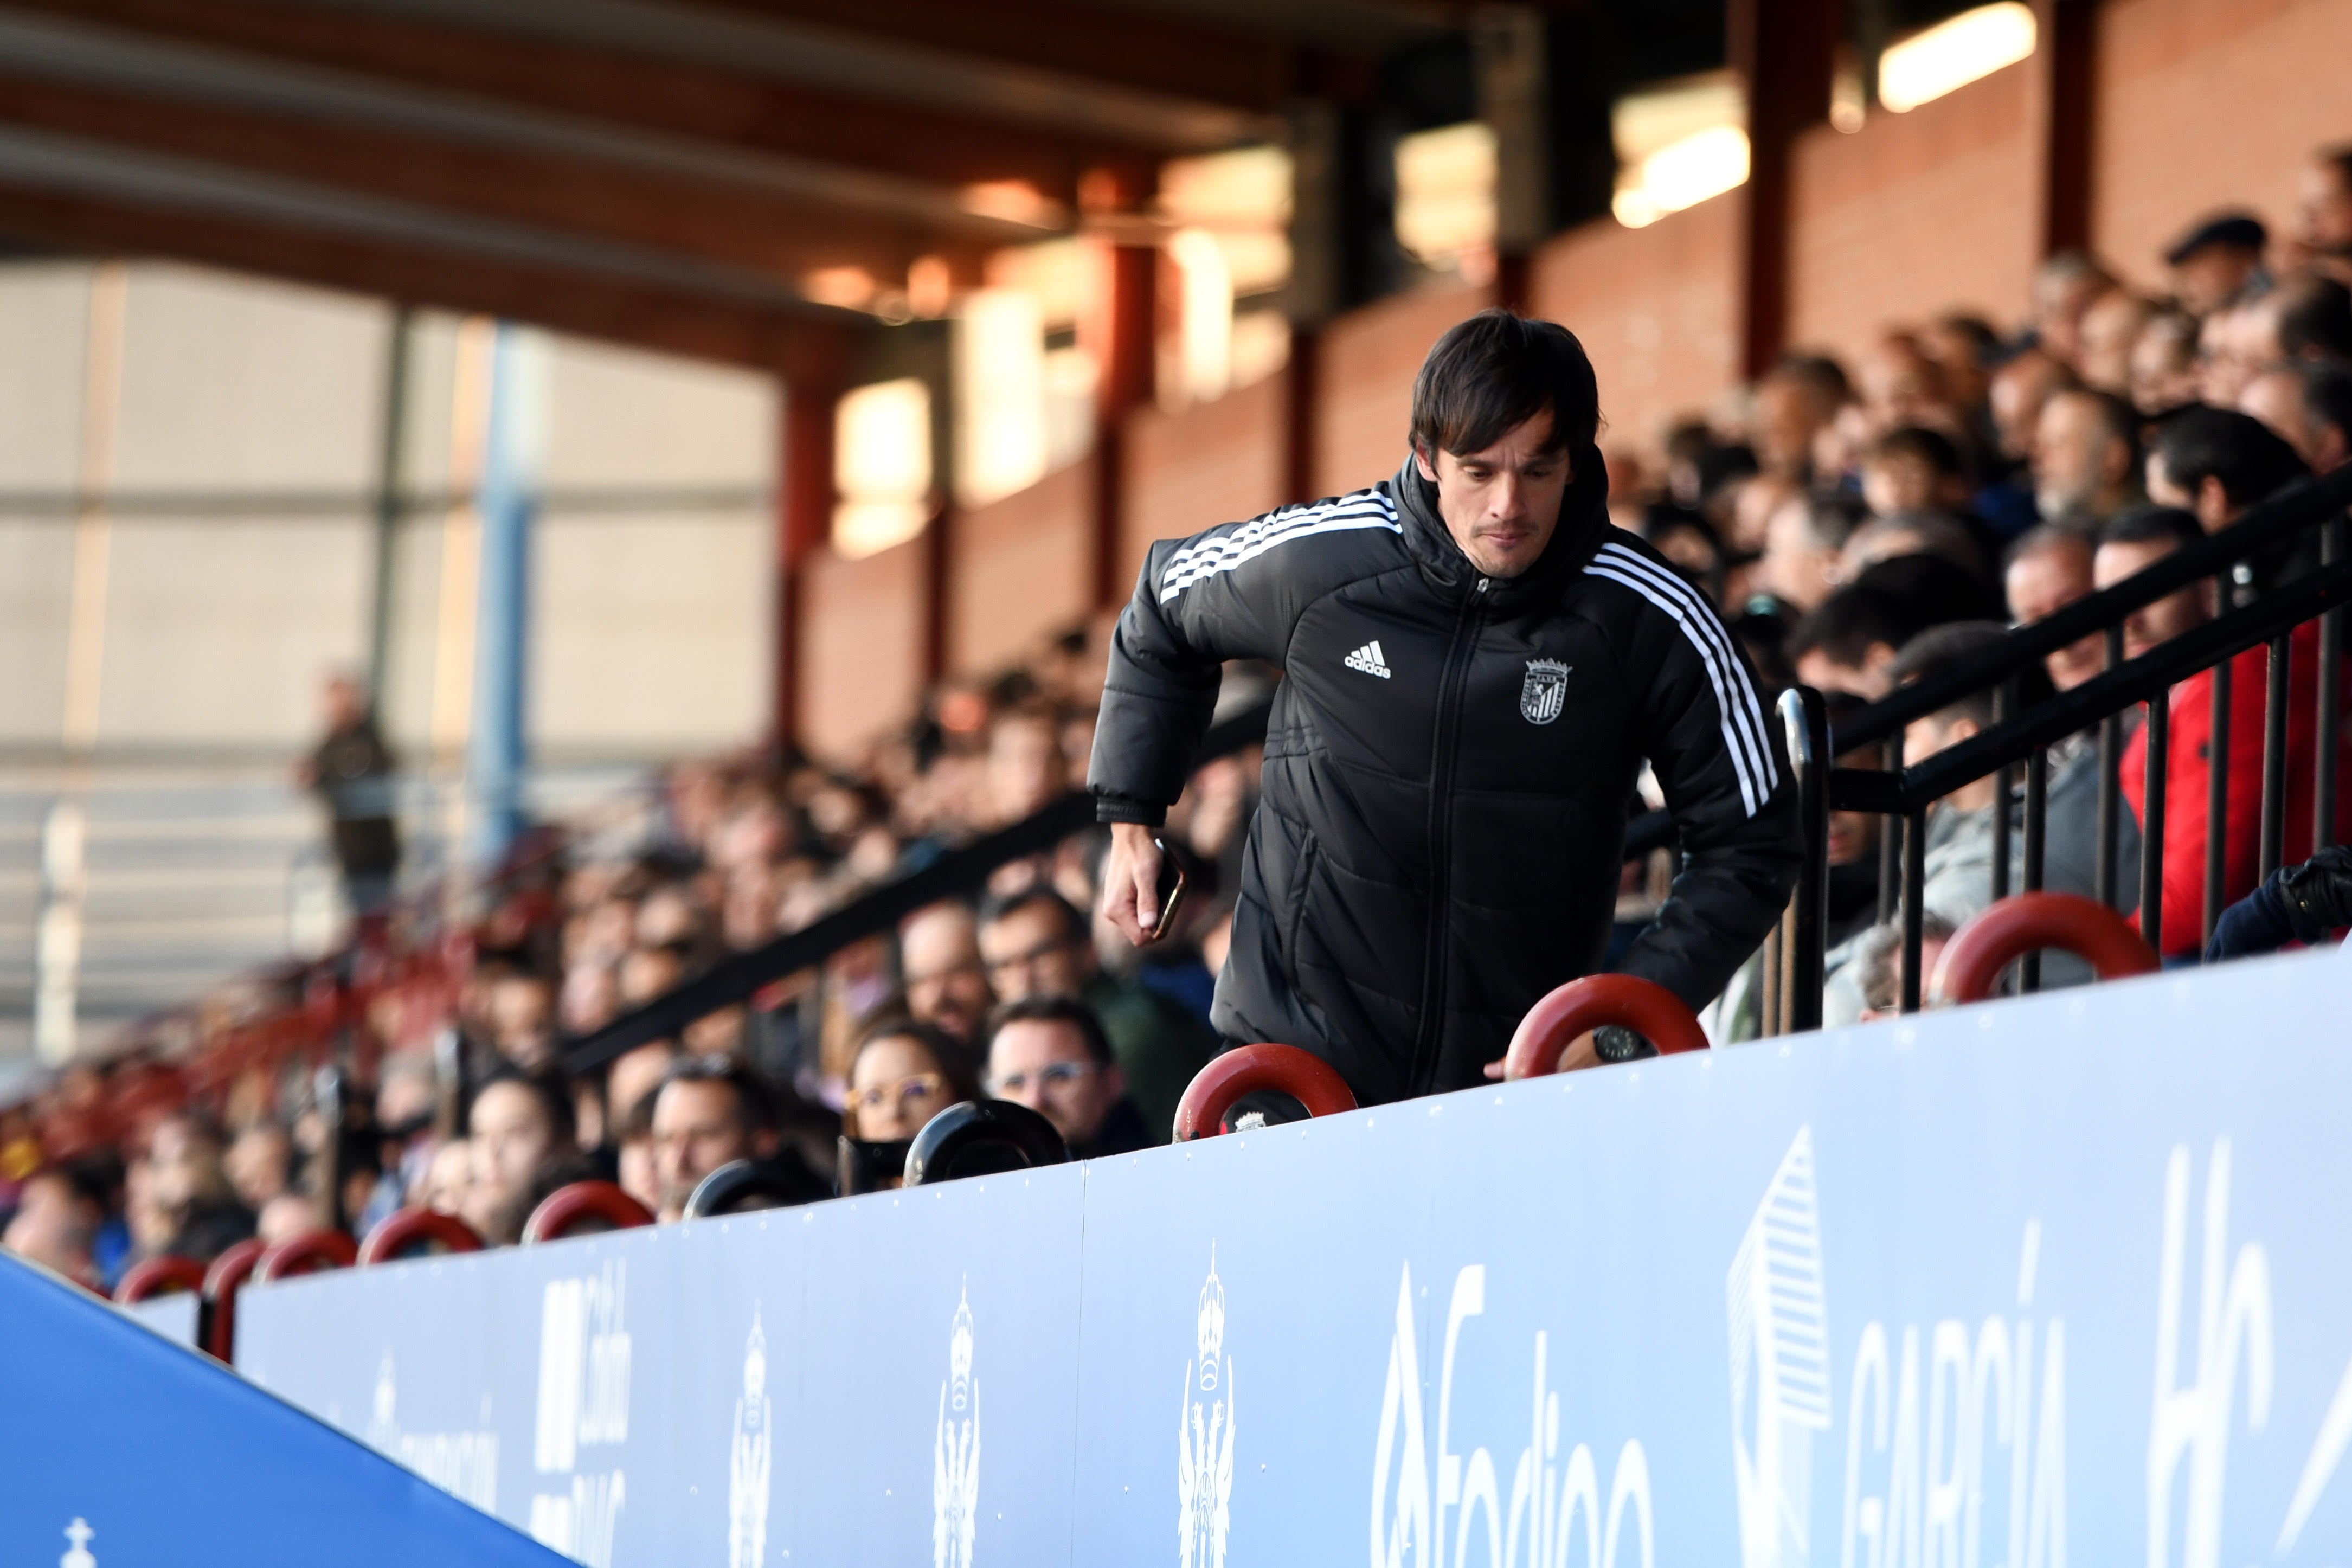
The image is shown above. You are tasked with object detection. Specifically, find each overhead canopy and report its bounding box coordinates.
[0,0,1463,372]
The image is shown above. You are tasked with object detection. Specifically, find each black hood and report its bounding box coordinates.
[1389,442,1612,608]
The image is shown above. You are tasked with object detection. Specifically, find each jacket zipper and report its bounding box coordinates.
[1408,574,1489,1094]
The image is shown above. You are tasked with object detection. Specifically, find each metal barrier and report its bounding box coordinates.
[1814,465,2352,1014]
[1931,891,2162,1004]
[255,1229,359,1284]
[903,1100,1069,1186]
[113,1254,208,1304]
[1172,1044,1359,1140]
[522,1180,653,1244]
[357,1207,484,1265]
[202,1237,268,1363]
[1502,974,1710,1078]
[683,1158,828,1218]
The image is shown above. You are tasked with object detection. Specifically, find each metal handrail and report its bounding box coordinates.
[114,1254,208,1304]
[1832,463,2352,753]
[254,1228,359,1283]
[522,1180,653,1244]
[357,1207,485,1265]
[201,1237,268,1363]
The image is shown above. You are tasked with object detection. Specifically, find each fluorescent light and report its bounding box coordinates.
[1614,125,1751,229]
[1395,122,1498,265]
[1878,2,2037,114]
[833,378,931,558]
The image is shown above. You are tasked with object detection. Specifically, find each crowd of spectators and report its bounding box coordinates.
[4,141,2350,1290]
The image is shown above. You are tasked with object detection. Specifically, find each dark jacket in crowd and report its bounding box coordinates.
[1089,449,1804,1105]
[308,717,401,879]
[1069,1095,1154,1161]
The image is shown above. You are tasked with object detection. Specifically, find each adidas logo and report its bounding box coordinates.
[1343,640,1392,679]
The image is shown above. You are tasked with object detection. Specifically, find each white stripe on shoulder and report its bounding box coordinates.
[1595,543,1778,791]
[1582,554,1767,817]
[1157,490,1399,604]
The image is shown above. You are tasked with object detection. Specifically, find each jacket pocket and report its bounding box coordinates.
[1281,828,1321,993]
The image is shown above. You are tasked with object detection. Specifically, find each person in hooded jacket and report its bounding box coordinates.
[1089,310,1805,1106]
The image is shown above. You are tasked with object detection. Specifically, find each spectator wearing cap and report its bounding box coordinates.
[2103,506,2352,959]
[977,886,1211,1144]
[647,1056,785,1223]
[981,996,1151,1158]
[2166,213,2270,317]
[2032,388,2143,529]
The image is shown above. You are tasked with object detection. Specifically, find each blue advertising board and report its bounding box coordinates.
[0,1254,564,1565]
[239,946,2352,1565]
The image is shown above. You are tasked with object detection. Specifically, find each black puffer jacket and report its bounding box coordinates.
[1089,451,1803,1104]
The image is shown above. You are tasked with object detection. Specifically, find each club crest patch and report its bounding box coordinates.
[1520,659,1571,724]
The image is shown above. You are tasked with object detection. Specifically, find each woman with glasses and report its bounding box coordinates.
[844,1020,980,1143]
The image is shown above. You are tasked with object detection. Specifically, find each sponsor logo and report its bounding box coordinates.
[731,1306,772,1568]
[368,1349,500,1510]
[530,1261,631,1567]
[1371,1261,1654,1567]
[1179,1246,1236,1568]
[1728,1128,1829,1568]
[1346,640,1394,679]
[1520,659,1570,725]
[935,1282,980,1568]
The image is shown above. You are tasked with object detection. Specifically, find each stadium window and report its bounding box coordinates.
[1877,2,2037,114]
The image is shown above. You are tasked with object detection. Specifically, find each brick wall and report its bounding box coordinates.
[1529,193,1741,457]
[2093,0,2352,287]
[1787,59,2040,359]
[797,535,928,762]
[1119,369,1289,595]
[945,455,1094,678]
[1314,281,1493,496]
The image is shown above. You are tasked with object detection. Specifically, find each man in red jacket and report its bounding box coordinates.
[2099,506,2352,956]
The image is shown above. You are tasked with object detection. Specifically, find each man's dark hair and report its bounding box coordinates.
[1868,424,1970,483]
[1796,489,1870,552]
[2276,273,2352,362]
[2149,406,2311,507]
[982,994,1115,1068]
[2101,504,2206,555]
[467,1064,576,1148]
[1882,620,2050,728]
[1786,584,1922,670]
[1933,312,2001,364]
[653,1053,777,1136]
[1852,550,2006,625]
[2297,359,2352,452]
[977,884,1085,944]
[1410,309,1601,459]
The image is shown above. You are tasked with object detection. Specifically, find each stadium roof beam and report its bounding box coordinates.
[0,125,861,377]
[0,69,1012,286]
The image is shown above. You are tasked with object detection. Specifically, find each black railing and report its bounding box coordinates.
[1803,461,2352,1017]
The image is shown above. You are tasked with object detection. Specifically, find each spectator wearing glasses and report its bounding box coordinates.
[844,1020,980,1142]
[975,887,1209,1145]
[981,996,1151,1158]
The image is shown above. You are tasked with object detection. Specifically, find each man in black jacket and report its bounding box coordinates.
[1089,310,1803,1105]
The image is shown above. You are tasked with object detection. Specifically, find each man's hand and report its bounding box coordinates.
[1481,1030,1599,1080]
[1101,823,1165,946]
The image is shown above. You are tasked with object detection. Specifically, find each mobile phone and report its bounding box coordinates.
[1142,836,1188,944]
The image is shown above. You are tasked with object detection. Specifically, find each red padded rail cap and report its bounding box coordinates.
[1503,973,1709,1079]
[358,1206,485,1266]
[523,1180,654,1245]
[1172,1044,1358,1141]
[1932,890,2160,1004]
[255,1228,358,1284]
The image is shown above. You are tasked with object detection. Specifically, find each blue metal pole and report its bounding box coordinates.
[468,324,538,867]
